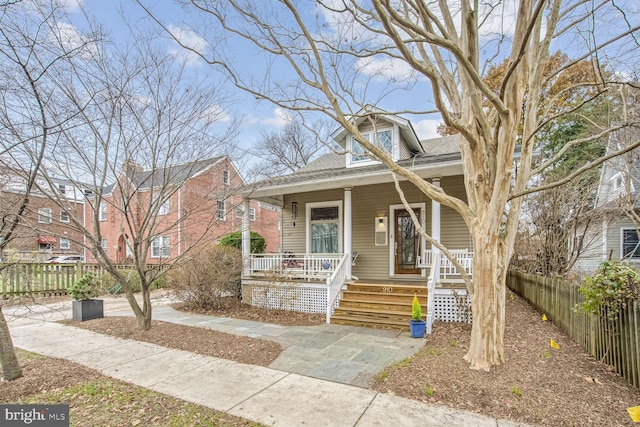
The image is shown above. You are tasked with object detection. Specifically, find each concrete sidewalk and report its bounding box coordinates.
[5,298,527,426]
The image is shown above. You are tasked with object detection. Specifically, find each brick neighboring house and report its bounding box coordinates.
[85,156,280,264]
[0,169,86,262]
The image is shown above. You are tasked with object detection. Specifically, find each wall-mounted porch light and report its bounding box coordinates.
[291,201,298,220]
[375,216,388,246]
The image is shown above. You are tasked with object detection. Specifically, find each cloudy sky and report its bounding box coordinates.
[58,0,640,164]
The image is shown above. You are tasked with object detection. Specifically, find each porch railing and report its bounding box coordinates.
[418,249,473,280]
[248,253,344,279]
[325,253,349,323]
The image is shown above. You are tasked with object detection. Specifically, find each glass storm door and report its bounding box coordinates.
[394,209,421,274]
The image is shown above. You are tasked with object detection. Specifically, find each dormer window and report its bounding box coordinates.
[349,129,394,166]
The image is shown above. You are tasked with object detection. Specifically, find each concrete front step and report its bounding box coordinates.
[331,283,428,331]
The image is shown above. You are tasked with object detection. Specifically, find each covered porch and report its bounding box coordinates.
[238,179,474,332]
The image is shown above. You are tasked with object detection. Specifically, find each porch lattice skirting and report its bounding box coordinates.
[433,289,472,323]
[251,283,340,314]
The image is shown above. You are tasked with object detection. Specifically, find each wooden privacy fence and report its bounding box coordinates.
[507,270,640,389]
[0,262,153,297]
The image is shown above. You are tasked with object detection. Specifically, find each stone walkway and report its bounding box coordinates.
[105,303,424,387]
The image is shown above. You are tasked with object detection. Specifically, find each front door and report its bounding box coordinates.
[394,208,421,274]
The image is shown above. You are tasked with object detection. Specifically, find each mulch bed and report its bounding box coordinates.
[172,298,326,326]
[372,293,640,426]
[60,317,282,367]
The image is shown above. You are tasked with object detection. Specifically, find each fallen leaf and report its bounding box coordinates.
[542,314,548,321]
[627,406,640,422]
[550,339,560,349]
[584,377,602,384]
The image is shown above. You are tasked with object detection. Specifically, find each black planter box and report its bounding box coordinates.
[72,299,104,321]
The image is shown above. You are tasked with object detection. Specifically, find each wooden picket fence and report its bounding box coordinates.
[1,262,126,297]
[507,270,640,389]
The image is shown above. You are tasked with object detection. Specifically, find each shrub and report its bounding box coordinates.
[411,294,423,321]
[577,260,640,320]
[100,269,166,294]
[70,273,101,300]
[167,246,242,309]
[219,231,265,254]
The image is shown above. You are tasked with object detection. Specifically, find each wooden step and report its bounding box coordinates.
[330,314,410,330]
[334,306,424,322]
[340,290,427,304]
[347,283,427,295]
[331,282,428,331]
[338,298,426,312]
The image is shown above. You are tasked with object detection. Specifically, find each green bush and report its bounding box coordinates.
[167,246,242,309]
[577,260,640,320]
[219,231,265,254]
[411,294,423,321]
[100,269,166,294]
[70,273,101,300]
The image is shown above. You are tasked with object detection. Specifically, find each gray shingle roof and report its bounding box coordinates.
[126,156,225,190]
[243,134,461,194]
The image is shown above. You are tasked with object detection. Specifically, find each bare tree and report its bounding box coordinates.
[248,120,328,180]
[24,19,240,331]
[144,1,640,370]
[0,0,99,380]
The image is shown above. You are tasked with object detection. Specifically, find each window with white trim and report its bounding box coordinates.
[38,208,52,224]
[100,238,107,250]
[60,238,70,250]
[153,194,170,215]
[151,236,170,258]
[60,210,70,223]
[223,170,230,185]
[236,206,256,221]
[58,184,66,194]
[99,202,107,221]
[350,129,393,165]
[622,228,640,259]
[216,200,226,220]
[307,202,342,253]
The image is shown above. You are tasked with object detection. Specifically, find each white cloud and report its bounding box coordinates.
[260,108,292,128]
[356,57,416,82]
[478,0,518,38]
[49,22,97,58]
[167,25,209,67]
[202,104,231,123]
[60,0,83,13]
[413,119,442,140]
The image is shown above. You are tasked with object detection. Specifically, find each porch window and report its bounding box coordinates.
[309,205,340,253]
[622,228,640,259]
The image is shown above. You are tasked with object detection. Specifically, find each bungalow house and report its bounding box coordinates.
[85,156,280,264]
[239,109,473,332]
[573,126,640,275]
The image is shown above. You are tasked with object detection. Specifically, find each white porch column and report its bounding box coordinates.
[427,177,441,334]
[431,178,441,248]
[242,198,251,277]
[344,187,352,279]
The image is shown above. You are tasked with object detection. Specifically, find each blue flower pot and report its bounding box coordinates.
[409,319,426,338]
